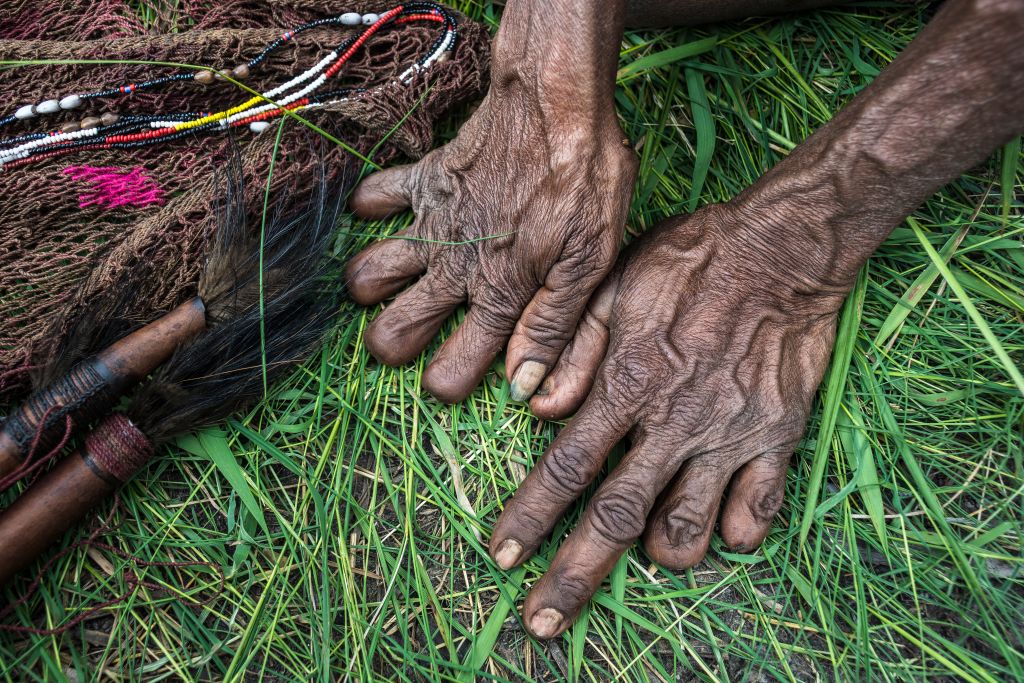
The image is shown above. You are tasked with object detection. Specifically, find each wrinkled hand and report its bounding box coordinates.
[345,79,636,403]
[489,200,851,639]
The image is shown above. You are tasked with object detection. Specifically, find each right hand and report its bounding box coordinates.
[490,197,851,638]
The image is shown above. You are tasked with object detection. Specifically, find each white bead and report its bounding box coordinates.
[36,99,61,114]
[59,94,83,110]
[14,104,35,119]
[249,121,271,133]
[340,12,361,25]
[362,13,379,25]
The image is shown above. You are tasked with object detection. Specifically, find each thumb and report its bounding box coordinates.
[348,163,416,219]
[529,272,618,419]
[505,248,619,403]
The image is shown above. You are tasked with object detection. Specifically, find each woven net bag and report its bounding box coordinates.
[0,0,489,399]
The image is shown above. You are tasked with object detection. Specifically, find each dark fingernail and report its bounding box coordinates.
[494,539,523,570]
[510,361,547,401]
[529,608,564,639]
[534,377,553,397]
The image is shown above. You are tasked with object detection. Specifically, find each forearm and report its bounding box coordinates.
[733,0,1024,288]
[492,0,626,136]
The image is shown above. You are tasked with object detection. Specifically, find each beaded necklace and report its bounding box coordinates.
[0,3,457,171]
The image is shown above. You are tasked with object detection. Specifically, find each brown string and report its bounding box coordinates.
[0,404,73,493]
[0,366,33,392]
[0,493,225,636]
[0,352,35,396]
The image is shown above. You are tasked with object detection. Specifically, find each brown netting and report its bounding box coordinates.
[0,1,490,398]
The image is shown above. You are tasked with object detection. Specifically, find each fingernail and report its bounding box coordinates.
[510,360,547,401]
[494,539,523,570]
[529,608,564,639]
[534,377,553,397]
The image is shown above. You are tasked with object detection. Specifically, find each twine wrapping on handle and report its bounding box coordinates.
[82,412,155,484]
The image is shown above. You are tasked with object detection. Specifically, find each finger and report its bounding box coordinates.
[505,237,619,402]
[348,164,416,219]
[719,451,789,553]
[642,457,736,570]
[363,273,463,366]
[343,231,426,306]
[422,297,524,404]
[489,396,633,571]
[521,438,676,639]
[529,275,617,420]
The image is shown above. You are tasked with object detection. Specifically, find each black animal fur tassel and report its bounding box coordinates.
[129,157,349,443]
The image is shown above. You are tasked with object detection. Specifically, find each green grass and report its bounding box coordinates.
[3,2,1023,680]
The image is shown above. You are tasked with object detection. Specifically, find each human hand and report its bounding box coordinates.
[344,0,636,404]
[488,199,851,639]
[487,0,1024,636]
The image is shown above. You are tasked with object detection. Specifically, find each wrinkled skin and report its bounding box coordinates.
[344,0,1024,641]
[486,0,1024,639]
[345,2,635,404]
[489,200,845,637]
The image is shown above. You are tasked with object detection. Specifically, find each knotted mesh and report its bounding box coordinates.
[0,1,490,397]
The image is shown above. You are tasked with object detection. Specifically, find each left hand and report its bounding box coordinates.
[344,0,635,404]
[488,199,849,639]
[344,85,636,403]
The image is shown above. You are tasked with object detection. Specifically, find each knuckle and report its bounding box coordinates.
[762,401,810,435]
[663,499,710,548]
[589,485,649,545]
[410,152,452,210]
[550,567,593,607]
[538,443,594,498]
[470,296,520,334]
[733,417,804,462]
[599,347,658,403]
[503,497,553,539]
[430,254,468,288]
[519,306,573,349]
[564,229,616,270]
[748,481,785,524]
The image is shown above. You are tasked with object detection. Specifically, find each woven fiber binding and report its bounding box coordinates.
[83,413,155,484]
[1,361,115,458]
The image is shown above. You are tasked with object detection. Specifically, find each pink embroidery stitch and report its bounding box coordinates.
[63,165,166,210]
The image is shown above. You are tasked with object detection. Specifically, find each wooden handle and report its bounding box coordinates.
[0,413,152,587]
[0,298,204,480]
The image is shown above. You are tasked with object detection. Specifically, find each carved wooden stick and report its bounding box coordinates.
[0,298,205,480]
